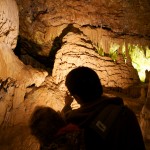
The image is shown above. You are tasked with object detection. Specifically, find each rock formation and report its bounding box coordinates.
[0,0,19,49]
[0,1,62,149]
[0,0,150,149]
[52,25,140,93]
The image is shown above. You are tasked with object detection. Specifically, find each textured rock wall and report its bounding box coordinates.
[17,0,150,38]
[0,0,19,49]
[0,1,58,149]
[0,42,48,108]
[16,0,150,65]
[52,27,140,95]
[0,0,150,149]
[0,76,65,150]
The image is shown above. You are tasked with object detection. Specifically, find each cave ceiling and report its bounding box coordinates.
[16,0,150,69]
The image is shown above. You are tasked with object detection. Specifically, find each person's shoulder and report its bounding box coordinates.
[120,104,137,118]
[101,95,124,106]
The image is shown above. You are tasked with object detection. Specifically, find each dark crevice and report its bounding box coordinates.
[14,36,49,65]
[81,24,112,31]
[14,24,87,72]
[27,84,35,88]
[48,24,85,69]
[81,24,150,40]
[75,44,93,49]
[14,36,52,74]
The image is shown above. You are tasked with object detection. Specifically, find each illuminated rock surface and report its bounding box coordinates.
[0,0,150,149]
[0,0,19,49]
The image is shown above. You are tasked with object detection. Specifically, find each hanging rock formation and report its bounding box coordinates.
[52,25,140,95]
[0,0,150,149]
[16,0,150,68]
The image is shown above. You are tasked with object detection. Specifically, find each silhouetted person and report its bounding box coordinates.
[29,106,85,150]
[62,66,146,150]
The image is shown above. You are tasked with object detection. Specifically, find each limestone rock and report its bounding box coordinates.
[0,42,48,108]
[0,0,19,49]
[0,0,150,149]
[52,28,140,93]
[0,76,65,150]
[16,0,150,66]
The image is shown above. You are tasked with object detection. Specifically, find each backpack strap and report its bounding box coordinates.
[90,101,125,139]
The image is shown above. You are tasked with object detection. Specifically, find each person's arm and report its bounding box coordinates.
[61,92,74,114]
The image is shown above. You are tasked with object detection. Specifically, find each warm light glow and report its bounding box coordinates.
[109,43,120,62]
[95,41,150,82]
[128,44,150,82]
[95,42,104,56]
[122,42,127,63]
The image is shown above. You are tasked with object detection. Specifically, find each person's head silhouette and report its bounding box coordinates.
[29,106,66,146]
[65,66,103,104]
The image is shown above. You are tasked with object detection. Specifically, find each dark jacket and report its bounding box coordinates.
[62,96,146,150]
[40,124,85,150]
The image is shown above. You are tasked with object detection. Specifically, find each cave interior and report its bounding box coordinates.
[0,0,150,149]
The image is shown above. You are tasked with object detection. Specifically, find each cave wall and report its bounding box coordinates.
[16,0,150,43]
[16,0,150,67]
[0,0,150,149]
[0,0,19,49]
[15,0,150,95]
[0,1,61,149]
[52,27,140,97]
[15,0,150,148]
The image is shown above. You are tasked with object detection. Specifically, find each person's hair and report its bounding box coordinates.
[29,106,66,146]
[65,66,103,103]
